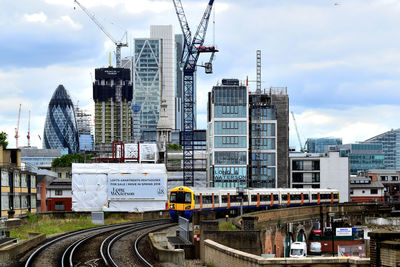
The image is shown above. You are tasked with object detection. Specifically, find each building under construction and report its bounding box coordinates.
[93,67,133,151]
[249,87,289,188]
[75,107,94,152]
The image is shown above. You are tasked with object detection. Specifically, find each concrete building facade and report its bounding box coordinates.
[269,88,289,187]
[289,151,349,202]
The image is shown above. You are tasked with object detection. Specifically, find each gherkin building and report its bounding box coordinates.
[43,85,79,154]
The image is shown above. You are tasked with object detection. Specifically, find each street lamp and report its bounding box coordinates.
[328,212,335,257]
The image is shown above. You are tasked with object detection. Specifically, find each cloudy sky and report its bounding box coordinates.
[1,0,400,150]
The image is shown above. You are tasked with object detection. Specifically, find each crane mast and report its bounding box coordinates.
[172,0,216,186]
[15,104,21,148]
[74,0,128,67]
[291,112,305,152]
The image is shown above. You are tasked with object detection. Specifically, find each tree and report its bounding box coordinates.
[52,153,92,167]
[0,132,8,149]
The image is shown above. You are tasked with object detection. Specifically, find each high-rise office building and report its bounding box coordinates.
[306,137,342,153]
[133,25,176,142]
[43,85,79,154]
[207,79,248,187]
[363,129,400,170]
[93,67,133,150]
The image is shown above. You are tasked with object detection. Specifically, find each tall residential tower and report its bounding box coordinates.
[93,67,133,150]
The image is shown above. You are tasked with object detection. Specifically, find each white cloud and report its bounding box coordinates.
[58,15,82,30]
[23,12,47,23]
[290,105,400,150]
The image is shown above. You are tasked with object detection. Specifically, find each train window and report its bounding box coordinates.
[282,195,288,201]
[303,194,309,200]
[213,195,219,204]
[292,194,301,201]
[321,194,330,200]
[251,195,257,202]
[203,195,212,204]
[312,194,318,200]
[195,195,200,204]
[171,191,192,204]
[170,192,177,202]
[243,195,248,202]
[260,195,271,202]
[230,195,239,203]
[273,195,279,201]
[222,195,228,203]
[333,194,338,199]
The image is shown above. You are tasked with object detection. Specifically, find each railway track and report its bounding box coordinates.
[24,219,175,267]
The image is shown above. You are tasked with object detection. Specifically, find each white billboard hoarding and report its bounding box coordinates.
[336,228,352,237]
[108,173,167,201]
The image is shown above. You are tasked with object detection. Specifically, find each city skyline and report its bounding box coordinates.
[1,0,400,149]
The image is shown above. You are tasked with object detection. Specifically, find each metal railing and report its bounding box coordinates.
[178,216,189,242]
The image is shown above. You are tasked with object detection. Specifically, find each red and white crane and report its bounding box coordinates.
[15,104,21,148]
[27,110,31,147]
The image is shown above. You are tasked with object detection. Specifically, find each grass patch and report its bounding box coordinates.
[219,220,238,231]
[9,213,133,240]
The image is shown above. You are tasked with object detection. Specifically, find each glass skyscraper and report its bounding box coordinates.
[363,129,400,170]
[133,38,161,141]
[306,137,342,153]
[43,85,79,154]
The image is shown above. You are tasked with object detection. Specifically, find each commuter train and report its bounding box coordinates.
[168,186,340,219]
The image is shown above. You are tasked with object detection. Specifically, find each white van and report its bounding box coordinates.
[290,242,307,258]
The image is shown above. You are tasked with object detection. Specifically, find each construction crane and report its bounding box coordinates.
[172,0,217,186]
[15,104,21,148]
[27,110,31,147]
[291,112,306,152]
[74,0,128,67]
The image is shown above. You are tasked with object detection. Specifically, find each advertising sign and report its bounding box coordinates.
[336,228,352,237]
[107,173,167,201]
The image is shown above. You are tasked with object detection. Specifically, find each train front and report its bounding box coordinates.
[168,186,194,220]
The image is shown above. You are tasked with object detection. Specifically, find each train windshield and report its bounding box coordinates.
[170,191,192,204]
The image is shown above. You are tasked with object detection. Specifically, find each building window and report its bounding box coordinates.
[312,161,320,170]
[292,173,303,183]
[55,190,63,196]
[58,173,62,178]
[392,176,399,181]
[293,161,303,171]
[371,189,378,195]
[381,176,388,181]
